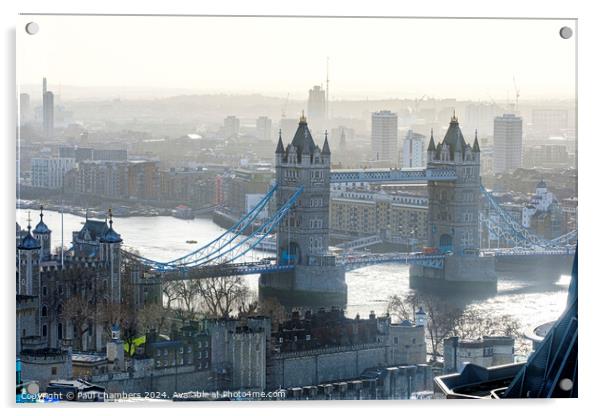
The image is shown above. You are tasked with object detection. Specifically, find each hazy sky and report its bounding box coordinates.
[17,15,576,100]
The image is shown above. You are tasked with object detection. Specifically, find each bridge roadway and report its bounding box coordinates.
[132,246,576,282]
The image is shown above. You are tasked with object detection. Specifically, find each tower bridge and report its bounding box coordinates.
[119,114,575,307]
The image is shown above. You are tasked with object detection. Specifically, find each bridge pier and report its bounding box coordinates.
[259,264,347,309]
[494,254,573,280]
[409,255,497,294]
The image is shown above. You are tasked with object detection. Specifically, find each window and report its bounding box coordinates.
[42,286,47,296]
[51,366,57,375]
[57,304,62,315]
[42,325,47,337]
[41,305,48,317]
[394,337,399,345]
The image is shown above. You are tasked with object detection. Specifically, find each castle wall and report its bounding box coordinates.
[89,366,213,396]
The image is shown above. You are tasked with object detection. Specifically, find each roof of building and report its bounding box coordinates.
[18,223,41,251]
[275,130,285,154]
[322,133,331,155]
[472,130,481,153]
[290,113,317,157]
[100,213,122,244]
[78,219,109,241]
[33,207,51,234]
[72,353,108,364]
[427,129,436,151]
[441,113,467,155]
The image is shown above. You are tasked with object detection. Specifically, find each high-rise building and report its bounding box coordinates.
[307,85,326,132]
[256,116,272,141]
[42,77,54,138]
[402,130,426,168]
[19,93,31,123]
[493,114,523,174]
[371,110,398,165]
[224,116,240,139]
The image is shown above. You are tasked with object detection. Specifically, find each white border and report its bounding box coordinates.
[1,1,599,415]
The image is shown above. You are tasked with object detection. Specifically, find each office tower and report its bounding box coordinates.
[307,85,326,132]
[256,116,272,141]
[493,113,523,174]
[371,110,398,165]
[42,78,54,138]
[224,116,240,139]
[402,130,426,168]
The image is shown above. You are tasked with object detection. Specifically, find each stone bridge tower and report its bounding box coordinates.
[410,114,496,293]
[260,114,347,308]
[426,113,481,255]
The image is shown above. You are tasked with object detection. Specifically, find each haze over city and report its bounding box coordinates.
[18,15,575,100]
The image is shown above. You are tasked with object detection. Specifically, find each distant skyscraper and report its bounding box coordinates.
[307,85,326,132]
[19,93,31,123]
[42,77,54,138]
[224,116,240,139]
[402,130,425,168]
[493,113,523,174]
[256,116,272,141]
[371,110,398,165]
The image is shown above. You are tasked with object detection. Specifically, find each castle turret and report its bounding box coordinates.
[415,306,427,328]
[106,323,125,371]
[32,206,51,260]
[17,212,41,296]
[100,209,122,303]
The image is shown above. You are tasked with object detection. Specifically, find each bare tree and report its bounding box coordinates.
[386,293,524,361]
[387,292,464,360]
[198,275,251,319]
[137,302,170,335]
[62,295,96,350]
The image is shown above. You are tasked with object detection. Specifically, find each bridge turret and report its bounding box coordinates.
[427,128,436,163]
[426,114,481,256]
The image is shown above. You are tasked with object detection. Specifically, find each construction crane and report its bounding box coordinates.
[512,76,520,113]
[413,95,427,114]
[281,93,290,118]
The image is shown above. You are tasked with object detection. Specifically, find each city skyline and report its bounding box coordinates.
[17,15,576,100]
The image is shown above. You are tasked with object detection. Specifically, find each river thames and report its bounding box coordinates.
[17,208,570,352]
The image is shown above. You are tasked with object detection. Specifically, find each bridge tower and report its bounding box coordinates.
[259,114,347,308]
[426,114,481,255]
[410,114,496,292]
